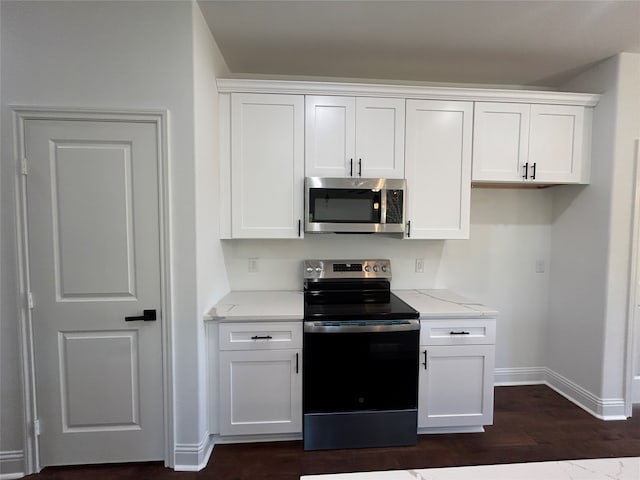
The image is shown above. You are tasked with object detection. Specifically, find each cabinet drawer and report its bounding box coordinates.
[219,322,303,351]
[420,319,496,345]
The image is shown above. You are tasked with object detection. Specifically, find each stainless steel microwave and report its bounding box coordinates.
[305,177,406,233]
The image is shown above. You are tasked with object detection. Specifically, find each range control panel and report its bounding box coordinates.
[303,259,391,279]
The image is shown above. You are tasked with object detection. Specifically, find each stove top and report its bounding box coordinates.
[304,292,419,321]
[303,259,419,321]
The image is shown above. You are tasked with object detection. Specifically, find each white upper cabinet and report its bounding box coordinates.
[472,102,589,184]
[405,99,473,239]
[528,104,587,183]
[231,93,305,238]
[305,96,405,178]
[472,103,530,182]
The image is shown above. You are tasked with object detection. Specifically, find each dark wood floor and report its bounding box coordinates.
[33,385,640,480]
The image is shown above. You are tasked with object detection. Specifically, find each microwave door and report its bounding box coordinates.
[307,187,382,233]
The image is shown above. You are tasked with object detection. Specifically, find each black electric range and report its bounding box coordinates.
[302,259,420,451]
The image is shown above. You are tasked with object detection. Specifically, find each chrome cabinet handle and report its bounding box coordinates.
[251,335,272,340]
[531,162,537,180]
[422,350,428,370]
[522,162,529,179]
[358,158,362,177]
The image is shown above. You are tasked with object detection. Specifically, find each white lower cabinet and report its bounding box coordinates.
[218,322,302,436]
[213,317,496,438]
[418,319,496,430]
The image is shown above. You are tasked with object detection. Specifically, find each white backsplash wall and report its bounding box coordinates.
[222,188,554,370]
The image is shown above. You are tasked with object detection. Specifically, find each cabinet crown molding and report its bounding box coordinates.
[216,79,600,107]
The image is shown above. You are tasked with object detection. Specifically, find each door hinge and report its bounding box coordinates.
[20,157,28,175]
[33,418,41,436]
[27,292,34,309]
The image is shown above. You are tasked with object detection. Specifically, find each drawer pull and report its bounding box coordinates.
[251,335,273,340]
[449,331,470,335]
[422,350,428,370]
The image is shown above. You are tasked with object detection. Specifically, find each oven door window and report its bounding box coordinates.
[303,330,418,413]
[308,188,382,223]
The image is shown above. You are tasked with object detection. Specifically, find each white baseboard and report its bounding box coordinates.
[494,367,546,386]
[418,426,484,435]
[211,432,302,445]
[495,367,627,420]
[0,450,24,479]
[173,432,214,472]
[544,368,626,420]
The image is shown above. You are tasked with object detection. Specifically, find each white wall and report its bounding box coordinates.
[223,187,553,371]
[549,53,640,414]
[0,0,213,473]
[192,0,229,461]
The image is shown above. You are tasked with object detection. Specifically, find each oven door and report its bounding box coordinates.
[303,321,419,450]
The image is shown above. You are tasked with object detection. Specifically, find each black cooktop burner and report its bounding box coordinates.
[304,292,419,321]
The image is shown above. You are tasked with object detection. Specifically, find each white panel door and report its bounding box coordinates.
[355,97,405,178]
[305,96,356,177]
[418,345,494,428]
[405,100,473,239]
[232,93,305,238]
[472,102,530,182]
[528,104,585,183]
[24,119,164,466]
[218,349,302,436]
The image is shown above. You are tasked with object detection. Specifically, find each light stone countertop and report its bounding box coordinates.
[393,289,499,318]
[206,289,497,322]
[300,457,640,480]
[205,290,304,321]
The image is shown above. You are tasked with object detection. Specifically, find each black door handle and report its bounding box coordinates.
[125,309,157,322]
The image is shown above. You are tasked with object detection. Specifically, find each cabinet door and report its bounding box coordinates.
[405,100,473,239]
[305,96,356,177]
[231,93,304,238]
[472,102,530,182]
[355,97,405,178]
[418,345,494,428]
[528,104,585,183]
[219,349,302,436]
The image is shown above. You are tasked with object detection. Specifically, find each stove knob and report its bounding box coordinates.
[364,265,371,272]
[381,265,387,272]
[315,267,322,273]
[373,265,379,272]
[306,267,314,273]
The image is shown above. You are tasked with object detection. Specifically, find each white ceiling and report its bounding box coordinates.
[198,0,640,87]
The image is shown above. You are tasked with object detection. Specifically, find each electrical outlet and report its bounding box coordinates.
[415,258,424,273]
[248,258,259,273]
[535,259,545,273]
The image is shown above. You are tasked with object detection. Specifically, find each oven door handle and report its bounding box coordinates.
[304,320,419,333]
